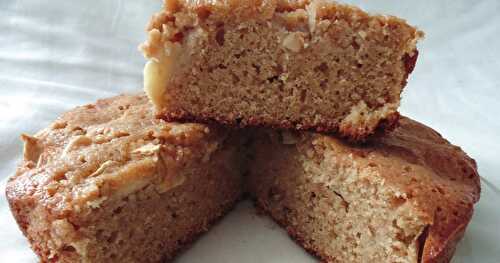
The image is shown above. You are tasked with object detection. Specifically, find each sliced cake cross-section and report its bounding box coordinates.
[141,0,423,140]
[247,117,480,262]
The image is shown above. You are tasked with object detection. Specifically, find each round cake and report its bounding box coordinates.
[6,94,480,263]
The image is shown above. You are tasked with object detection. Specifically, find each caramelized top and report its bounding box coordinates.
[7,94,227,218]
[141,0,423,60]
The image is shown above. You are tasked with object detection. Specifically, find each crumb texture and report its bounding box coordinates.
[141,0,423,140]
[247,117,480,263]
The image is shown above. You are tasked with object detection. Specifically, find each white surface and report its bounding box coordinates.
[1,0,499,262]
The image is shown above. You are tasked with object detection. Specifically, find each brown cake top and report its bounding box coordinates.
[304,117,480,262]
[141,0,422,58]
[7,94,227,218]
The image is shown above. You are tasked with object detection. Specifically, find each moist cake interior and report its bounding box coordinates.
[141,0,422,139]
[247,132,426,262]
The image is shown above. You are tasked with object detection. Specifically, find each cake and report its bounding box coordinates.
[247,117,480,263]
[6,95,480,262]
[140,0,423,140]
[6,94,247,262]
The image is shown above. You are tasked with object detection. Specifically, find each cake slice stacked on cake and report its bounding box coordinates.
[6,1,481,263]
[140,0,423,140]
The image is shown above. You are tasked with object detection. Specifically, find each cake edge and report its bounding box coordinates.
[156,109,401,142]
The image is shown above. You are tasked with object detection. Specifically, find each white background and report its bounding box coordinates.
[0,1,499,262]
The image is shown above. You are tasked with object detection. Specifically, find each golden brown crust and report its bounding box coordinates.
[7,91,478,262]
[6,94,242,262]
[158,108,401,142]
[7,94,223,218]
[145,0,421,34]
[334,117,480,262]
[370,118,479,262]
[382,118,479,263]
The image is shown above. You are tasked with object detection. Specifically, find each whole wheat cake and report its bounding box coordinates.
[140,0,423,140]
[247,117,480,263]
[6,95,480,262]
[6,94,247,262]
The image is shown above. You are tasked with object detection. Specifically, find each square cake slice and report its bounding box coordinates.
[247,117,480,262]
[6,94,247,262]
[141,0,423,140]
